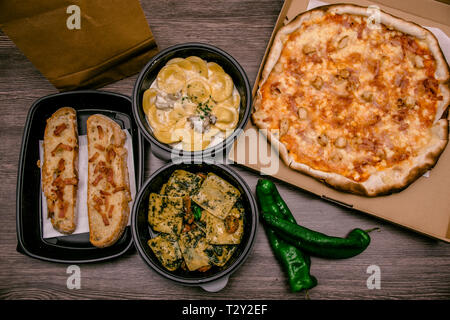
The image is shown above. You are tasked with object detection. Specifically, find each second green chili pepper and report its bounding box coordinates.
[262,212,373,259]
[265,225,317,292]
[256,179,317,292]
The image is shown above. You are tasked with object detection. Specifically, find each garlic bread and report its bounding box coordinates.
[42,107,79,234]
[87,114,131,248]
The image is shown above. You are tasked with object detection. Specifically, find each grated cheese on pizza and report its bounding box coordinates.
[253,7,448,191]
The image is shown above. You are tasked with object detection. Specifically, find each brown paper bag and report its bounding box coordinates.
[0,0,158,91]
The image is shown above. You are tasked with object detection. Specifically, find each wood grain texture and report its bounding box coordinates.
[0,0,449,300]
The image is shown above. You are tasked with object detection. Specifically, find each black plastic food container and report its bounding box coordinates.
[16,90,144,263]
[132,43,252,161]
[131,162,258,292]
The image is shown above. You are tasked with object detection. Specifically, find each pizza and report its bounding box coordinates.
[252,4,450,196]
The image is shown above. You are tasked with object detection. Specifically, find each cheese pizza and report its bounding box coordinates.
[252,4,450,196]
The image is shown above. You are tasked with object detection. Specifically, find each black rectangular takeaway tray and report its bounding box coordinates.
[16,90,144,263]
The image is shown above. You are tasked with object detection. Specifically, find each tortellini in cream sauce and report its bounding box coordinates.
[143,56,240,151]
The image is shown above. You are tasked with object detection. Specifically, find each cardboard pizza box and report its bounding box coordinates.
[229,0,450,242]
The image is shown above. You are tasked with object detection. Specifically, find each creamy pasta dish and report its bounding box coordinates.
[142,56,241,151]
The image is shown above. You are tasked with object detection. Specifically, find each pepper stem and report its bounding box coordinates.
[364,227,380,233]
[305,290,311,300]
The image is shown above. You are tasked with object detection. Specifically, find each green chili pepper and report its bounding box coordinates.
[257,179,296,224]
[256,179,317,292]
[265,224,317,292]
[192,203,202,221]
[262,212,374,259]
[256,180,281,216]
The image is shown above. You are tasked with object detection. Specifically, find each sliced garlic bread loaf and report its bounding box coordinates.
[87,114,131,248]
[42,107,79,234]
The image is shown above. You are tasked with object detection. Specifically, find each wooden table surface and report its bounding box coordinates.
[1,0,449,300]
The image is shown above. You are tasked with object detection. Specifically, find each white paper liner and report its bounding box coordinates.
[39,129,136,239]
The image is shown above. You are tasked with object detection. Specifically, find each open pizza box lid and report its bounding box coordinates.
[229,0,450,242]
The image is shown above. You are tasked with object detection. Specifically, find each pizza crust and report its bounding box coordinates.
[289,119,448,196]
[252,4,450,196]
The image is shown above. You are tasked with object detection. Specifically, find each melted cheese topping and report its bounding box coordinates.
[258,13,442,182]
